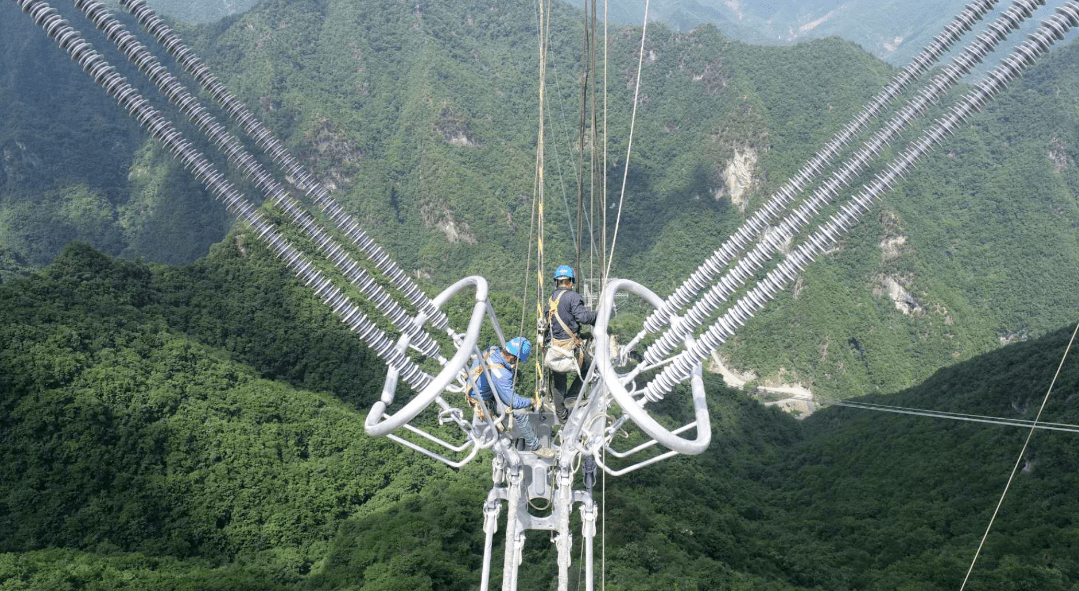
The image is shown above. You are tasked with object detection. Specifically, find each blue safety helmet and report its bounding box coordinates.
[553,265,575,282]
[505,337,532,363]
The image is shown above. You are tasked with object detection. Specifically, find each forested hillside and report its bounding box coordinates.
[0,2,229,269]
[3,1,1079,590]
[1,0,1078,398]
[2,241,1078,589]
[580,0,1079,67]
[145,0,260,24]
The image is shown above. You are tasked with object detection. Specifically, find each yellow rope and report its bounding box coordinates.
[534,0,552,398]
[518,165,540,343]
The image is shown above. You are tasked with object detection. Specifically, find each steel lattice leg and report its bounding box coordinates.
[501,469,524,591]
[480,497,502,591]
[555,468,574,591]
[581,500,597,591]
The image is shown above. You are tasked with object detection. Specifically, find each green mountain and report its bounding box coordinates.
[0,2,231,270]
[573,0,1079,67]
[2,0,1079,588]
[140,0,261,24]
[2,0,1078,403]
[135,0,1079,68]
[2,240,1079,589]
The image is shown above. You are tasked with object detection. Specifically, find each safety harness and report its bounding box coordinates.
[465,349,513,424]
[547,289,584,365]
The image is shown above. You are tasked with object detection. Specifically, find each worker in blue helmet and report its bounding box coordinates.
[466,336,556,458]
[543,265,597,423]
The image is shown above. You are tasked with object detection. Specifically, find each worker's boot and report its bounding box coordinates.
[533,446,557,459]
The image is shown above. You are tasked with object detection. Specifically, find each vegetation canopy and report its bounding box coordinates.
[0,0,1078,588]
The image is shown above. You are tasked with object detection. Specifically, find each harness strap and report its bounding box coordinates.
[465,350,516,418]
[547,289,581,349]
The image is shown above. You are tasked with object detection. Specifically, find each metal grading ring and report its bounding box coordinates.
[365,276,492,437]
[593,279,712,455]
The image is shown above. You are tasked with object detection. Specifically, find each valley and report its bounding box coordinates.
[1,0,1079,588]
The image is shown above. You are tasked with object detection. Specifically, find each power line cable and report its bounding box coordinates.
[959,319,1079,590]
[604,0,649,283]
[823,400,1079,433]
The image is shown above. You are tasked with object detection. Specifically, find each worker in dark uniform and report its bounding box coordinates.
[543,265,596,423]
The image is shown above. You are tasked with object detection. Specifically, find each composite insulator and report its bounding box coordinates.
[115,0,450,334]
[831,131,854,150]
[1012,40,1040,65]
[911,53,934,73]
[988,66,1012,92]
[71,0,444,358]
[641,2,1078,400]
[998,13,1022,31]
[849,150,871,170]
[19,0,435,390]
[1018,0,1046,19]
[1041,15,1069,39]
[947,62,970,84]
[925,75,952,100]
[1059,3,1079,25]
[954,13,975,33]
[984,21,1010,44]
[1026,27,1054,51]
[969,36,993,61]
[952,53,979,77]
[926,127,947,147]
[805,232,830,255]
[999,55,1024,80]
[639,0,1000,337]
[943,21,966,42]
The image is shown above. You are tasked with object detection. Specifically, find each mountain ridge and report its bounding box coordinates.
[574,0,1079,67]
[2,0,1078,402]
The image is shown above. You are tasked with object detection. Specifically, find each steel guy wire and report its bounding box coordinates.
[960,319,1079,590]
[826,400,1079,433]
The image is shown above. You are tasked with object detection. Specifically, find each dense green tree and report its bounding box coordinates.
[3,241,1079,589]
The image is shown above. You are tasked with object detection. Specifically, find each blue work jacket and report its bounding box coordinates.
[545,287,597,341]
[469,347,532,409]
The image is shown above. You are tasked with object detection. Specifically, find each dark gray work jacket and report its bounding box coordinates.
[545,288,597,341]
